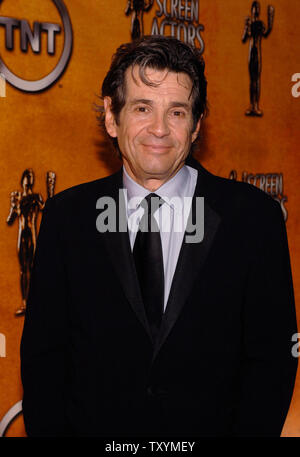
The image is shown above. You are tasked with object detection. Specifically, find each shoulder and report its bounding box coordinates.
[195,164,286,248]
[44,169,122,212]
[41,169,123,235]
[190,159,283,224]
[213,173,277,212]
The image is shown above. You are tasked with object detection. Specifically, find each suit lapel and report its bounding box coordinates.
[152,167,222,361]
[96,164,222,354]
[97,169,153,341]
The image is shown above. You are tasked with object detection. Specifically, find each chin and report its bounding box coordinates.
[141,163,173,178]
[141,156,174,174]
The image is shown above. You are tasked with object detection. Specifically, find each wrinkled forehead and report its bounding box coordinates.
[124,65,194,100]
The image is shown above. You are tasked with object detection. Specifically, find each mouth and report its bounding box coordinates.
[142,144,172,152]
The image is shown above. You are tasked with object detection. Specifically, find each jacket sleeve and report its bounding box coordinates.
[232,199,298,436]
[20,196,72,436]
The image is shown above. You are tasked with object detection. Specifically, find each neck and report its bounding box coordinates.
[123,163,185,192]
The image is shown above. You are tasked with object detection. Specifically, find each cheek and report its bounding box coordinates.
[117,126,143,158]
[174,128,192,148]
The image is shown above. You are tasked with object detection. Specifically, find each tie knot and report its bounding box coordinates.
[141,193,164,216]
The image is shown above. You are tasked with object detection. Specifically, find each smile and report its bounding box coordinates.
[142,144,172,152]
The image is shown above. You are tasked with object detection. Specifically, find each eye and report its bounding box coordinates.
[172,110,185,117]
[136,106,149,113]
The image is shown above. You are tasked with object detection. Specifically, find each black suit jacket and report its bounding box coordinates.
[20,160,298,437]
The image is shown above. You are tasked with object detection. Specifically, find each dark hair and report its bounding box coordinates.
[99,36,207,138]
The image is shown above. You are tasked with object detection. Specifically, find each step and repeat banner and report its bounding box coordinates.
[0,0,299,437]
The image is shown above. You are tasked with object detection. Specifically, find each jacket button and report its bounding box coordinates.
[147,386,167,397]
[147,386,154,396]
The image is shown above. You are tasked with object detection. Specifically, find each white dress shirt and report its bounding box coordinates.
[123,165,198,311]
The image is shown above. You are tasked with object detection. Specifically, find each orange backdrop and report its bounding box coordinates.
[0,0,299,437]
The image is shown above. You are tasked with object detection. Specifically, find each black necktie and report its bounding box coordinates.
[133,193,164,342]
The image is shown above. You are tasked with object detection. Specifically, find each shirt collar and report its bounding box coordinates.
[122,165,191,214]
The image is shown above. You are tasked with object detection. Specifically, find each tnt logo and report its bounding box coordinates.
[0,333,6,357]
[0,0,73,93]
[0,17,61,55]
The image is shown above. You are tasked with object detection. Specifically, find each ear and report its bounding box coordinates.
[191,115,202,143]
[104,96,118,138]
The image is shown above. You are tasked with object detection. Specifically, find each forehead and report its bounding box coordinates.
[124,66,193,102]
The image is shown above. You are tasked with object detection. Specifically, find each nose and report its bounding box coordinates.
[147,112,170,138]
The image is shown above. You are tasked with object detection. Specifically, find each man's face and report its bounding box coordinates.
[104,66,201,190]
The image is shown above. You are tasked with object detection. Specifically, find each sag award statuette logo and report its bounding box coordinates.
[6,169,56,316]
[125,0,154,40]
[0,0,73,92]
[125,1,205,52]
[242,1,274,116]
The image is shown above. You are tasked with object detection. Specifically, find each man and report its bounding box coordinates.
[21,36,297,437]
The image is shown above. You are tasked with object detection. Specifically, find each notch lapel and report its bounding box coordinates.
[96,165,222,354]
[152,169,222,361]
[96,170,153,341]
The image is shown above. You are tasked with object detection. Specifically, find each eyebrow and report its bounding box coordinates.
[129,99,191,110]
[129,98,152,106]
